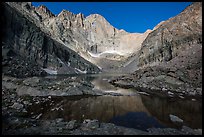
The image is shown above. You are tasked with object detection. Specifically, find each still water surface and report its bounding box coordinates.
[27,74,202,131]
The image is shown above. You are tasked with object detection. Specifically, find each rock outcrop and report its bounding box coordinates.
[2,2,100,77]
[123,2,202,71]
[138,2,202,68]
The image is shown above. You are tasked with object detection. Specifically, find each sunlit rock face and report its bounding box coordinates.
[44,11,151,58]
[4,2,153,71]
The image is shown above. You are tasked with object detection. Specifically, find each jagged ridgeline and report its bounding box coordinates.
[2,2,100,77]
[2,2,154,73]
[1,2,202,77]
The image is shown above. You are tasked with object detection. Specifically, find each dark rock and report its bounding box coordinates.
[169,114,183,123]
[81,119,100,130]
[2,2,100,78]
[66,120,78,130]
[10,102,24,110]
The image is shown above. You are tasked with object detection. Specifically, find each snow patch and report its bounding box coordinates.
[57,58,65,65]
[67,62,70,66]
[138,92,150,96]
[87,50,125,58]
[101,50,125,55]
[88,51,100,57]
[75,68,87,74]
[42,68,58,75]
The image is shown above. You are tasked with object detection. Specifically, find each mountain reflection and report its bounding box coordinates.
[28,95,149,122]
[27,74,202,130]
[140,95,202,129]
[27,93,202,130]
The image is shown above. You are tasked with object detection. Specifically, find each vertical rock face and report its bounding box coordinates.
[4,2,152,71]
[112,2,202,95]
[49,10,150,60]
[2,2,100,77]
[137,2,202,68]
[123,2,202,73]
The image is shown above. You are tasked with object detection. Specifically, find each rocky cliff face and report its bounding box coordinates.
[123,2,202,71]
[111,2,202,96]
[2,2,100,77]
[2,2,202,76]
[137,2,202,68]
[5,2,152,71]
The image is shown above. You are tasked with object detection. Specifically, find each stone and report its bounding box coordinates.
[22,109,27,113]
[23,101,29,105]
[66,120,78,130]
[56,118,64,123]
[10,102,24,110]
[169,114,183,123]
[16,86,47,96]
[162,87,168,91]
[2,81,18,90]
[23,77,40,86]
[81,119,100,130]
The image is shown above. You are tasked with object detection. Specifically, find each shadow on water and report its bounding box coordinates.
[26,74,202,131]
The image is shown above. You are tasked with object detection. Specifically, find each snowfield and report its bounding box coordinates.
[88,50,125,58]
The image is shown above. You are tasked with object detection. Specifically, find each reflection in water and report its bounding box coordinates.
[27,74,202,131]
[91,76,138,95]
[109,112,166,130]
[141,95,202,129]
[27,94,202,131]
[28,95,149,122]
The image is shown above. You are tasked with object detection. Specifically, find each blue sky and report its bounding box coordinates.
[32,2,192,33]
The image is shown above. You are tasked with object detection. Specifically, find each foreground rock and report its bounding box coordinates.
[2,75,202,135]
[2,118,201,135]
[169,114,183,123]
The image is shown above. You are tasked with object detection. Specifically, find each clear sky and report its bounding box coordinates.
[32,2,192,33]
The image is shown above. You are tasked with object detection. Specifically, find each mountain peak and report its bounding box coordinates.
[85,13,105,20]
[57,9,75,19]
[36,5,55,18]
[153,21,165,31]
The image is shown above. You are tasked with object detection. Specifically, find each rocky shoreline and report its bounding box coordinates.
[3,118,202,135]
[2,75,202,135]
[110,66,202,98]
[2,75,123,97]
